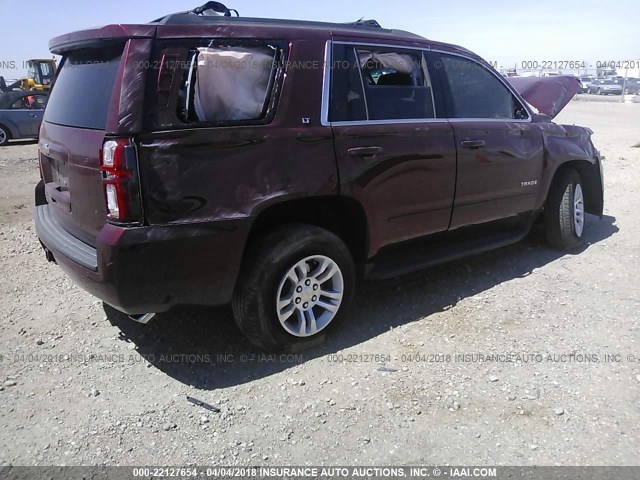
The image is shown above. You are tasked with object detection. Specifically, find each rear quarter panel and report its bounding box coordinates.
[136,33,337,226]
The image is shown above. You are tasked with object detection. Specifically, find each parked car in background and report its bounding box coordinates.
[0,90,48,146]
[578,76,594,93]
[617,78,640,94]
[587,79,623,95]
[34,2,604,350]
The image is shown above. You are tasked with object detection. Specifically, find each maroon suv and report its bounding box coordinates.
[35,3,604,350]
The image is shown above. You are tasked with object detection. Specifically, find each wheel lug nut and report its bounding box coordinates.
[303,302,309,308]
[305,279,311,286]
[312,295,317,301]
[296,286,302,293]
[313,284,318,290]
[295,298,301,304]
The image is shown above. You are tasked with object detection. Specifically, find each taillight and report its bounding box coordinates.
[100,138,141,223]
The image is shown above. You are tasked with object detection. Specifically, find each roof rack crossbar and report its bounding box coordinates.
[192,2,239,17]
[350,19,382,28]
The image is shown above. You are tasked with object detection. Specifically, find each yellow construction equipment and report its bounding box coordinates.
[0,58,57,92]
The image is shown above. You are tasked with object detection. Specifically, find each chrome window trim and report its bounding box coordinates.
[321,40,533,126]
[320,40,332,127]
[447,118,531,123]
[331,118,446,127]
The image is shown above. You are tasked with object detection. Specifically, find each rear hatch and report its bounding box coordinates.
[39,30,153,246]
[39,46,124,245]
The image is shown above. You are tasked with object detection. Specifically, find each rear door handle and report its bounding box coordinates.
[347,146,383,157]
[461,140,486,149]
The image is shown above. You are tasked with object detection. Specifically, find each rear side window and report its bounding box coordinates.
[43,46,122,130]
[359,48,435,120]
[176,41,282,125]
[328,43,436,122]
[438,54,528,119]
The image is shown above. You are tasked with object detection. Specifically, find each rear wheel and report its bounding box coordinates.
[0,125,9,146]
[544,168,586,252]
[232,224,356,351]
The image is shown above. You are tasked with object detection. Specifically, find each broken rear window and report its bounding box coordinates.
[178,43,281,124]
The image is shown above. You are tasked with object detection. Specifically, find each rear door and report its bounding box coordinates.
[429,52,544,229]
[38,41,149,245]
[328,42,456,254]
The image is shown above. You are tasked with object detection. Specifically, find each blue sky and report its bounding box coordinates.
[0,0,638,79]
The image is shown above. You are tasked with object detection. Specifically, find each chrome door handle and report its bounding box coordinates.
[347,146,383,157]
[460,140,486,149]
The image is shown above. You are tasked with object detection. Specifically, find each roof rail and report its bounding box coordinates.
[150,3,392,33]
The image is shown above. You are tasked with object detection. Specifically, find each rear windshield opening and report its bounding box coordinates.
[44,45,123,130]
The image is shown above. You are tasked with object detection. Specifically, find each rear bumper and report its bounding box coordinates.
[34,204,250,314]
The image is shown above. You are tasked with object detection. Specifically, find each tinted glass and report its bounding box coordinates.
[329,44,367,122]
[358,48,435,120]
[44,46,122,130]
[440,54,525,119]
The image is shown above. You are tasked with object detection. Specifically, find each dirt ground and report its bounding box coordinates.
[0,101,639,467]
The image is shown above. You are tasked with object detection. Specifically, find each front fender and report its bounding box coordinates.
[537,123,604,217]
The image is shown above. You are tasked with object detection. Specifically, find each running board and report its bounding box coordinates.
[366,228,529,280]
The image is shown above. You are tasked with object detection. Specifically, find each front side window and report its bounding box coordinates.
[439,54,528,119]
[11,94,47,110]
[328,43,436,122]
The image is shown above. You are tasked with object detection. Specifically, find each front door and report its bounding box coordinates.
[430,52,545,229]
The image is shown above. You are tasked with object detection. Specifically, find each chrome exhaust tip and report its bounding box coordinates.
[128,313,157,324]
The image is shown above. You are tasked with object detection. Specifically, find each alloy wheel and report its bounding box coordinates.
[276,255,344,337]
[573,183,585,237]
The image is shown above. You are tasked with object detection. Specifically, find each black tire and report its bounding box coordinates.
[0,124,10,146]
[232,224,356,351]
[544,168,586,252]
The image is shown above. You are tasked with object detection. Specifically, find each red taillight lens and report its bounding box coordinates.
[100,139,140,223]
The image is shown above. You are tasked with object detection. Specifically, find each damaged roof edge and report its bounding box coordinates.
[49,25,157,53]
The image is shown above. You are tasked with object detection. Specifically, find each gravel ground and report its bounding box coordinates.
[0,101,639,467]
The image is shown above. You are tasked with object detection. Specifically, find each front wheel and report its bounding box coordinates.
[0,125,9,146]
[232,224,356,351]
[544,168,586,252]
